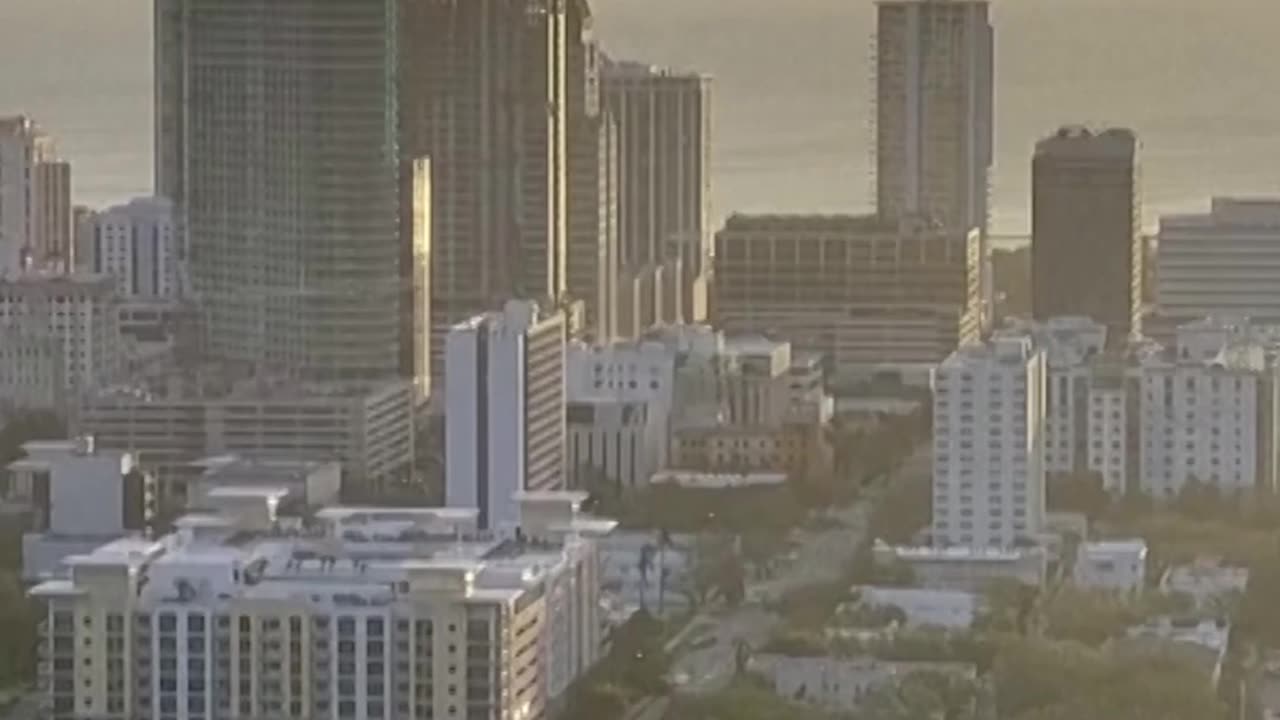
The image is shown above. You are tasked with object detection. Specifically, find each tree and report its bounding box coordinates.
[858,670,981,720]
[1046,470,1109,519]
[0,411,65,466]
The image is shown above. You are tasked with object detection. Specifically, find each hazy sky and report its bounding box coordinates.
[4,0,1280,231]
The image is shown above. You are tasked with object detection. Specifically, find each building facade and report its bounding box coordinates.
[602,57,711,324]
[931,337,1047,548]
[73,378,416,492]
[0,116,70,272]
[1157,198,1280,323]
[157,0,413,383]
[446,301,567,531]
[713,213,984,377]
[30,493,612,720]
[0,273,122,396]
[1032,127,1141,340]
[875,0,993,236]
[76,197,180,300]
[400,0,568,380]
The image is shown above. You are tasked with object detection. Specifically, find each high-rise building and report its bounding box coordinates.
[1157,198,1280,323]
[0,116,70,272]
[156,0,426,386]
[875,0,993,236]
[446,300,567,531]
[1032,127,1141,340]
[400,0,568,379]
[566,0,620,342]
[30,492,613,720]
[602,57,712,325]
[713,214,985,378]
[931,337,1046,548]
[75,197,180,300]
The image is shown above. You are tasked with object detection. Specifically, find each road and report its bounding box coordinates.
[664,444,931,698]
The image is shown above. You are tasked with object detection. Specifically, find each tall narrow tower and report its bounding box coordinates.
[875,0,993,236]
[400,0,568,380]
[156,0,411,383]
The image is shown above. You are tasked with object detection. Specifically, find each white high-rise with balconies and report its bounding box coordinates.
[875,0,993,237]
[75,197,180,300]
[931,337,1046,548]
[446,301,567,532]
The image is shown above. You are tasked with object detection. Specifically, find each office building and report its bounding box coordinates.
[0,272,122,394]
[1032,127,1141,339]
[156,0,419,384]
[713,214,984,378]
[0,323,64,417]
[400,0,568,379]
[602,57,712,324]
[1157,198,1280,323]
[875,0,993,236]
[74,377,415,494]
[446,301,567,531]
[0,116,71,271]
[566,397,666,490]
[30,492,614,720]
[6,437,152,580]
[566,1,620,341]
[75,196,180,300]
[931,337,1047,548]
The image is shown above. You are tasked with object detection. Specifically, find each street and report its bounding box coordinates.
[664,445,930,697]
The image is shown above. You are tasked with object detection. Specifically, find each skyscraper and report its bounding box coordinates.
[1032,127,1141,340]
[875,0,993,236]
[446,300,567,531]
[602,57,712,325]
[566,0,620,342]
[399,0,568,379]
[155,0,427,387]
[0,116,70,273]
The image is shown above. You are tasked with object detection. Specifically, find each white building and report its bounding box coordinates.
[875,0,993,237]
[750,654,976,713]
[1158,198,1280,322]
[76,196,180,299]
[30,491,614,720]
[1136,343,1275,497]
[0,272,122,395]
[874,540,1048,591]
[566,397,666,490]
[0,323,64,417]
[0,115,70,272]
[184,455,342,512]
[850,586,980,629]
[1073,540,1147,593]
[5,437,152,580]
[1160,560,1249,611]
[446,300,567,532]
[931,337,1046,548]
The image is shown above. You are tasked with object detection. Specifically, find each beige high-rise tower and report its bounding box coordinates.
[875,0,993,236]
[0,116,71,272]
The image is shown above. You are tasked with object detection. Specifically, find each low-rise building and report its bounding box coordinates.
[183,455,342,514]
[1120,617,1230,688]
[1073,540,1147,593]
[749,654,977,713]
[873,540,1048,591]
[566,397,666,490]
[846,586,980,629]
[648,470,787,490]
[1160,559,1249,611]
[30,491,615,720]
[5,437,153,580]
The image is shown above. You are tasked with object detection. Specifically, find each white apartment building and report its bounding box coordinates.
[873,540,1049,591]
[5,437,152,580]
[76,196,180,299]
[1158,198,1280,322]
[30,491,614,720]
[0,272,122,395]
[0,116,70,272]
[446,301,567,532]
[1136,344,1275,497]
[931,337,1046,548]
